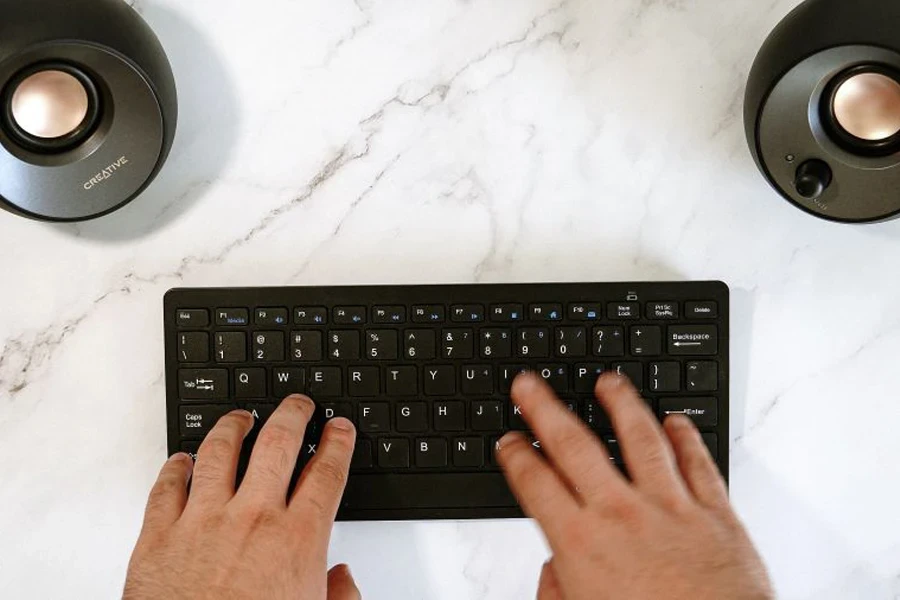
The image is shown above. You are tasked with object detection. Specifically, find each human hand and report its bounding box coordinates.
[497,373,773,600]
[124,395,361,600]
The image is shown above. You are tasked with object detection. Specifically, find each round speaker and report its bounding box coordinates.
[0,0,177,222]
[745,0,900,223]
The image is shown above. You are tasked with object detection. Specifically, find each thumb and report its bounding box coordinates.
[327,564,361,600]
[537,560,563,600]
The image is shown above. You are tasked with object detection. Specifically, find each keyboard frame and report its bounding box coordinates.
[164,281,730,521]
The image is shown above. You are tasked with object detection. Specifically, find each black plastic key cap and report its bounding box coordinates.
[179,404,232,436]
[517,328,550,358]
[373,306,406,324]
[273,368,305,398]
[668,326,718,355]
[351,440,374,469]
[385,366,417,396]
[366,330,398,360]
[612,362,643,391]
[329,331,360,360]
[348,367,379,397]
[234,367,266,397]
[216,308,249,326]
[178,332,209,363]
[555,327,586,357]
[416,438,448,468]
[686,361,718,391]
[649,362,680,392]
[453,437,485,467]
[424,366,456,395]
[294,307,327,325]
[255,308,288,326]
[480,329,512,358]
[451,305,484,323]
[574,363,604,393]
[471,401,503,431]
[659,397,717,427]
[434,401,465,431]
[377,439,410,468]
[490,304,524,322]
[461,365,493,395]
[404,330,436,360]
[177,309,209,327]
[397,402,428,432]
[178,369,228,400]
[215,332,246,363]
[334,307,366,325]
[593,326,624,357]
[291,331,323,361]
[412,305,445,323]
[253,331,285,362]
[359,404,390,433]
[309,367,341,397]
[630,326,661,356]
[340,474,517,510]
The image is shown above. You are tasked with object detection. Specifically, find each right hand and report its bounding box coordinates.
[497,372,774,600]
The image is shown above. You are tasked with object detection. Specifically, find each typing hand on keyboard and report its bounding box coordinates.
[124,395,361,600]
[498,372,773,600]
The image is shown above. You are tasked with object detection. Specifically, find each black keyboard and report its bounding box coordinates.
[164,282,729,521]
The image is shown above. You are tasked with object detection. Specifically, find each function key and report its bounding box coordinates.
[607,302,640,320]
[685,301,718,319]
[490,304,524,323]
[334,306,367,325]
[412,305,445,323]
[215,308,249,326]
[255,307,288,326]
[177,309,209,328]
[294,306,327,325]
[647,302,679,320]
[373,306,407,324]
[451,304,485,323]
[569,303,602,321]
[530,304,563,321]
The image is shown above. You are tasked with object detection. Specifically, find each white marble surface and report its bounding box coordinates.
[2,0,900,597]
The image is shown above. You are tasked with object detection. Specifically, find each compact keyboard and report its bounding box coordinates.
[164,282,729,521]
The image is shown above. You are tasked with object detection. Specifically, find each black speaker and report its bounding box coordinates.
[0,0,177,222]
[745,0,900,223]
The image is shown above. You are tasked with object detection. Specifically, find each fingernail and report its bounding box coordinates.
[169,452,194,482]
[231,409,254,422]
[340,564,353,577]
[329,417,355,432]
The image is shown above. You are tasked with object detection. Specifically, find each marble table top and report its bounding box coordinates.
[2,0,899,598]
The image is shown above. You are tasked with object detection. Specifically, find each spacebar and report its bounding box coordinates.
[341,473,518,510]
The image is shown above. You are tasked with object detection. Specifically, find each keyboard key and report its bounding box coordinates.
[360,403,390,433]
[397,402,428,432]
[461,365,493,395]
[630,326,662,356]
[366,330,399,360]
[555,327,586,357]
[480,328,512,358]
[416,438,448,468]
[490,437,504,466]
[647,302,679,320]
[329,331,361,360]
[581,400,608,430]
[668,325,718,356]
[291,331,323,361]
[412,305,445,323]
[340,473,516,509]
[243,403,275,426]
[273,368,305,398]
[179,404,232,436]
[686,361,719,392]
[348,367,379,397]
[177,309,209,328]
[351,439,374,469]
[471,401,503,431]
[603,436,624,465]
[509,403,527,430]
[424,366,456,395]
[517,328,550,358]
[451,305,484,323]
[215,332,246,363]
[607,302,640,320]
[685,301,718,319]
[649,362,681,393]
[385,366,417,396]
[530,304,563,321]
[294,307,327,325]
[377,438,410,468]
[215,308,249,326]
[453,437,484,468]
[178,332,209,362]
[178,369,228,400]
[235,367,266,397]
[180,440,201,461]
[405,330,436,360]
[537,364,569,393]
[702,434,719,460]
[309,367,341,397]
[373,306,406,324]
[442,329,474,359]
[569,303,602,321]
[320,402,353,422]
[255,308,288,326]
[253,331,285,362]
[434,401,465,431]
[574,363,604,393]
[659,397,718,427]
[499,364,528,393]
[612,362,643,391]
[334,306,366,325]
[489,304,524,322]
[593,326,624,356]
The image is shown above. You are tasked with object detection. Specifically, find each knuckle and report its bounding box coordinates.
[200,434,238,462]
[325,426,356,451]
[283,395,315,417]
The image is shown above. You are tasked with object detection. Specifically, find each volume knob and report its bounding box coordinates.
[794,160,833,200]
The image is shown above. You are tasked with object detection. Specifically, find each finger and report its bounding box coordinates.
[327,564,361,600]
[141,453,193,533]
[291,417,356,526]
[595,373,690,505]
[512,373,630,503]
[239,395,316,504]
[188,410,254,507]
[496,431,580,543]
[664,415,729,509]
[536,560,563,600]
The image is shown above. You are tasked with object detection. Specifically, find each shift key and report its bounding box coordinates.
[179,369,228,400]
[668,326,717,355]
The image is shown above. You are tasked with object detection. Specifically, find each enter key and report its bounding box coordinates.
[659,397,718,427]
